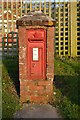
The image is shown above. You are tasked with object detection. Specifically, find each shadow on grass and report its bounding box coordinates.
[3,56,20,97]
[54,57,80,106]
[54,75,80,106]
[60,58,80,75]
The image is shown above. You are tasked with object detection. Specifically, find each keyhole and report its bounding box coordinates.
[32,63,35,67]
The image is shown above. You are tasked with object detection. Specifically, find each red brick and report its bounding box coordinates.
[20,85,29,91]
[20,91,26,95]
[19,70,25,75]
[46,85,53,91]
[19,27,27,47]
[21,91,34,96]
[19,58,26,64]
[38,91,50,95]
[19,74,27,80]
[20,81,27,86]
[20,94,30,103]
[30,95,47,103]
[20,81,35,87]
[20,91,28,102]
[38,81,52,86]
[29,85,44,91]
[19,64,25,69]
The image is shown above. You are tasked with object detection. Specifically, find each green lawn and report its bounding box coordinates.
[2,57,80,119]
[2,57,20,118]
[54,57,80,119]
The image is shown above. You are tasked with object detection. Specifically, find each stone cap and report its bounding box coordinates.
[16,11,56,28]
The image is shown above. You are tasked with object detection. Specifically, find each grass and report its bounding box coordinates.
[2,57,20,118]
[2,56,80,119]
[53,57,80,119]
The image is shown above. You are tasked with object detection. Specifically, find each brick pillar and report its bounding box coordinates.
[17,11,56,104]
[18,26,55,104]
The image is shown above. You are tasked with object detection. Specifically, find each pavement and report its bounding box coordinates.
[14,104,63,119]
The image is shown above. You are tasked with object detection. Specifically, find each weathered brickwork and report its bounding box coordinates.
[17,11,55,104]
[18,26,55,104]
[46,27,54,81]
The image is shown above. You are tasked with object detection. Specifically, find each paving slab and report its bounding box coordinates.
[14,104,62,118]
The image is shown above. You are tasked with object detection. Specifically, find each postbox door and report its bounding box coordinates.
[28,42,46,79]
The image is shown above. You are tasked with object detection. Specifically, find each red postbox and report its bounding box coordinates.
[16,11,56,103]
[27,29,46,79]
